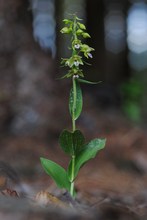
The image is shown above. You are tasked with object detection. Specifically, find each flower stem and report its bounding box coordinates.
[73,15,77,41]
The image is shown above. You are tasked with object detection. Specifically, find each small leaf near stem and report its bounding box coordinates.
[78,78,102,84]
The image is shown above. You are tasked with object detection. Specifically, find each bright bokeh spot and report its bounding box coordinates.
[127,2,147,70]
[127,2,147,54]
[104,8,126,54]
[30,0,56,56]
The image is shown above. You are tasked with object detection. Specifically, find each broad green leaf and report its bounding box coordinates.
[78,79,102,85]
[69,80,83,120]
[68,138,106,180]
[59,129,85,156]
[40,158,71,192]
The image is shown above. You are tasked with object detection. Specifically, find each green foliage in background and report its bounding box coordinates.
[121,77,143,123]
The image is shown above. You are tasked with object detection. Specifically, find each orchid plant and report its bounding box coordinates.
[40,15,106,198]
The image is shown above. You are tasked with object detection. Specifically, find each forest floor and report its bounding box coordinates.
[0,110,147,220]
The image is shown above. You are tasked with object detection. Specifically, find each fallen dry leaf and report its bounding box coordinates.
[35,191,69,209]
[0,188,19,197]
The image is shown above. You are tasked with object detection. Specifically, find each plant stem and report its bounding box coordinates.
[70,154,75,197]
[70,16,79,197]
[70,76,77,197]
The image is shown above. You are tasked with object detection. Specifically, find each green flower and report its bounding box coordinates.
[64,55,83,68]
[72,39,81,50]
[74,61,80,66]
[80,44,94,58]
[74,44,80,49]
[60,15,94,79]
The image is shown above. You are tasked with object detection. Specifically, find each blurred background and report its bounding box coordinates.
[0,1,147,215]
[0,0,147,139]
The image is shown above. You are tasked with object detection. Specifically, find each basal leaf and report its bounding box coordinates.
[59,129,85,156]
[68,138,106,180]
[40,158,71,192]
[69,80,83,120]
